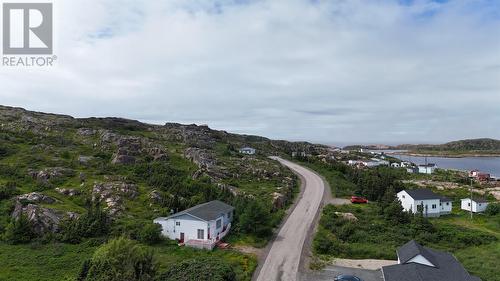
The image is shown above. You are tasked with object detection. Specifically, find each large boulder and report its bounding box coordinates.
[16,192,56,204]
[334,212,358,222]
[272,192,286,210]
[11,202,78,235]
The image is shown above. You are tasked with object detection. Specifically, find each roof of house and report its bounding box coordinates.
[397,240,438,265]
[161,200,234,222]
[383,240,480,281]
[403,189,451,201]
[461,198,488,203]
[239,147,255,150]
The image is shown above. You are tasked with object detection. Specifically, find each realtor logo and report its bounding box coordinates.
[2,3,53,55]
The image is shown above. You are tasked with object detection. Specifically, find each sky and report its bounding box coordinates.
[1,0,499,145]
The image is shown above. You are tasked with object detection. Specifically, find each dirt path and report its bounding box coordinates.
[254,157,326,281]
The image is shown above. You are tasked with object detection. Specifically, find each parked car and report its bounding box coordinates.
[350,196,368,204]
[334,275,363,281]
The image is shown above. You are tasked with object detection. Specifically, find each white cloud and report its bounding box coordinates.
[1,0,499,144]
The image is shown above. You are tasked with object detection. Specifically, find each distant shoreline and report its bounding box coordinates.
[387,151,500,158]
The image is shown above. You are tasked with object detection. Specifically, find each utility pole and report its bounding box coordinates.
[470,177,473,220]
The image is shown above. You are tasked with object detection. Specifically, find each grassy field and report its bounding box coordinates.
[0,239,257,281]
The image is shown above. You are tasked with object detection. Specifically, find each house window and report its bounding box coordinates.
[227,212,231,219]
[432,204,437,209]
[175,221,180,226]
[197,229,204,239]
[417,205,423,212]
[446,202,449,206]
[216,219,222,229]
[402,195,405,199]
[439,202,442,206]
[468,203,471,207]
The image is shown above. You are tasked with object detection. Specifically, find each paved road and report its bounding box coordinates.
[255,157,325,281]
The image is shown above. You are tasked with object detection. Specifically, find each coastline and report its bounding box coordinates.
[386,152,500,158]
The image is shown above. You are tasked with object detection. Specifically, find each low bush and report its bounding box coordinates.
[157,257,236,281]
[485,203,500,216]
[3,214,35,244]
[78,237,156,281]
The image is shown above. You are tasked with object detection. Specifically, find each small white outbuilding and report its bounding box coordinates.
[460,198,488,213]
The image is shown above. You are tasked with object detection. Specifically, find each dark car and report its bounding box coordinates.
[350,196,368,204]
[334,275,363,281]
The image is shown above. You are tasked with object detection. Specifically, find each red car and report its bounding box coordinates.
[351,196,368,204]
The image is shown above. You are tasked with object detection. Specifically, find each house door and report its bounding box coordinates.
[208,227,211,239]
[180,232,185,243]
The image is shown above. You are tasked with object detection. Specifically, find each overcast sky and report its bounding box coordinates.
[1,0,499,145]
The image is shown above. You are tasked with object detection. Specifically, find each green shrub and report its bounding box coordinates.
[60,204,110,243]
[485,203,500,216]
[3,214,35,244]
[0,183,18,200]
[157,257,235,281]
[78,237,156,281]
[238,199,272,238]
[138,222,163,245]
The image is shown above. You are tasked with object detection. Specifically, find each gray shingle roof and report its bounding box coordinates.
[383,240,480,281]
[397,240,438,266]
[168,200,234,221]
[404,189,450,201]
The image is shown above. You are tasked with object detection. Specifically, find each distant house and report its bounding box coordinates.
[401,161,412,168]
[382,240,481,281]
[391,162,401,168]
[153,200,234,250]
[397,189,452,217]
[418,163,437,174]
[461,198,489,213]
[239,147,256,155]
[469,170,490,181]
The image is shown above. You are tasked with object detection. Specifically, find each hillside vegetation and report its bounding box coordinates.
[0,105,326,281]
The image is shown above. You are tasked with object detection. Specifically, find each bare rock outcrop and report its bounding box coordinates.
[55,188,81,197]
[184,147,216,169]
[92,182,138,215]
[16,192,56,204]
[28,167,74,182]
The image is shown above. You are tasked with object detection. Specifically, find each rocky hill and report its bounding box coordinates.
[393,138,500,156]
[0,105,328,239]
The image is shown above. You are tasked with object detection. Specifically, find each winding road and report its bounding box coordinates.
[255,157,326,281]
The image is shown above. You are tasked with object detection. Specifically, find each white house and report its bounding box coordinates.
[397,189,452,217]
[239,147,256,155]
[461,198,489,213]
[391,162,401,168]
[418,163,437,174]
[153,200,234,250]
